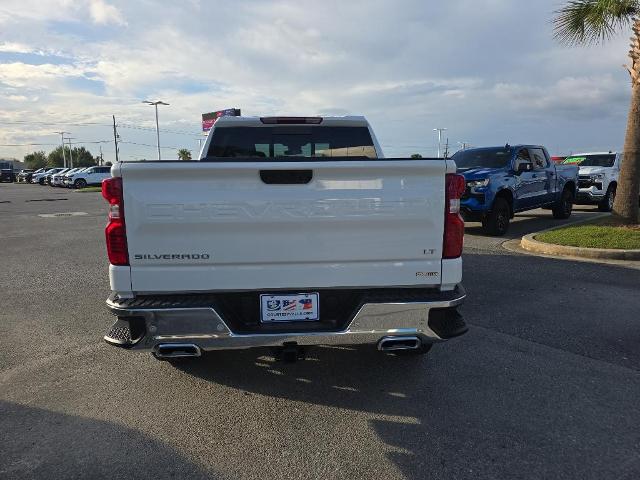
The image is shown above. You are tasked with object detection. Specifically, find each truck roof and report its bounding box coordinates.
[212,116,370,128]
[459,145,545,152]
[566,152,618,156]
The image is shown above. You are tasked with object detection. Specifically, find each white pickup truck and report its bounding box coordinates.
[564,152,622,211]
[102,116,467,361]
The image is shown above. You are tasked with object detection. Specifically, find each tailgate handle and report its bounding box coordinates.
[260,170,313,185]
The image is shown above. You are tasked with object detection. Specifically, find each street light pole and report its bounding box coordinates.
[433,128,447,158]
[143,100,169,160]
[55,131,70,167]
[64,137,75,168]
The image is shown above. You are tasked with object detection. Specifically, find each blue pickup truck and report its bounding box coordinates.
[451,145,579,235]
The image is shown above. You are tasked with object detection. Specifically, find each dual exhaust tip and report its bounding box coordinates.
[155,336,422,358]
[377,336,422,352]
[155,343,201,359]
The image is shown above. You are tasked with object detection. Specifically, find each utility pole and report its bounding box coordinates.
[64,137,75,168]
[112,115,119,163]
[55,131,70,167]
[99,145,104,165]
[433,128,447,158]
[143,100,170,160]
[443,138,450,159]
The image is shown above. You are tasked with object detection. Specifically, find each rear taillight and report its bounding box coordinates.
[259,117,323,124]
[102,177,129,266]
[443,173,465,259]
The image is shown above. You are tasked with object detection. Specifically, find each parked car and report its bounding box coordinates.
[452,145,579,235]
[60,167,86,187]
[0,161,15,182]
[45,168,69,185]
[68,165,110,188]
[0,168,14,182]
[102,115,467,361]
[32,168,63,185]
[51,168,77,187]
[16,169,36,183]
[563,152,622,212]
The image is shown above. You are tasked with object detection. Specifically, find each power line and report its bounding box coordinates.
[118,124,200,136]
[0,140,112,147]
[119,141,190,151]
[0,120,201,136]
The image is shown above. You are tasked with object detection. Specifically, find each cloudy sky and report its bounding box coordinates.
[0,0,632,161]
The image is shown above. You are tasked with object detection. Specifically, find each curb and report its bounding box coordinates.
[520,215,640,260]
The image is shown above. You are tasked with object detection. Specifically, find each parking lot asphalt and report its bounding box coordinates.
[1,182,639,480]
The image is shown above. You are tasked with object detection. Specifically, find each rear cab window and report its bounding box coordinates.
[204,126,377,160]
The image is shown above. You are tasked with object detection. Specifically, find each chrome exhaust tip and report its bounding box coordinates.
[154,343,202,359]
[377,336,421,352]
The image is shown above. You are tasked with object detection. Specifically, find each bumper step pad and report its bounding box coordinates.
[104,317,146,348]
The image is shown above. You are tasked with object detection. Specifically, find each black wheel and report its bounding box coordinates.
[482,197,511,236]
[392,343,433,356]
[553,188,573,219]
[74,178,87,189]
[39,178,45,185]
[598,185,616,212]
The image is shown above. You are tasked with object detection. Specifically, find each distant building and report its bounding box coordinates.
[0,158,26,170]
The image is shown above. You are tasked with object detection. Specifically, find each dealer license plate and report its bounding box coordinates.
[260,293,320,323]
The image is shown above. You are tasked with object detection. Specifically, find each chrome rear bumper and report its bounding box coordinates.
[105,285,466,352]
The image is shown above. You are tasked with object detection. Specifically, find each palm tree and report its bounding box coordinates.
[177,148,192,161]
[554,0,640,224]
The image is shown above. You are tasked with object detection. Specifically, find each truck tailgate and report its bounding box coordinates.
[117,160,447,293]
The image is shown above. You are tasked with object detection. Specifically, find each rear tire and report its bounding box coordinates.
[598,185,615,212]
[553,188,573,219]
[74,178,87,189]
[482,197,511,236]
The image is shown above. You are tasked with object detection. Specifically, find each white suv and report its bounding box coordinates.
[67,166,111,189]
[564,152,621,212]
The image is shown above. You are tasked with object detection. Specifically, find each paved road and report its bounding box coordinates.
[1,183,639,480]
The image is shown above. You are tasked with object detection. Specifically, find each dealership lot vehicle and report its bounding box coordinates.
[45,168,69,185]
[61,167,86,187]
[15,169,35,183]
[563,152,624,212]
[50,168,73,187]
[33,167,65,185]
[0,168,14,182]
[103,116,467,360]
[453,145,579,235]
[0,161,15,182]
[68,165,110,188]
[31,168,55,184]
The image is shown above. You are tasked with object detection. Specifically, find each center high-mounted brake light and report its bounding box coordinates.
[443,173,466,259]
[259,117,323,124]
[102,177,129,266]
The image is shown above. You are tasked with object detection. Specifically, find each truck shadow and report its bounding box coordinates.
[0,401,214,480]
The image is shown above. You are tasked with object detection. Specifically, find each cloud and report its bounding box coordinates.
[0,62,95,88]
[88,0,126,26]
[493,75,627,119]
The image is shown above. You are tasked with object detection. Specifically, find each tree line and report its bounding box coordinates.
[23,146,100,169]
